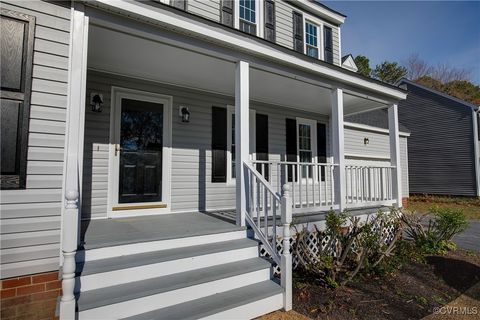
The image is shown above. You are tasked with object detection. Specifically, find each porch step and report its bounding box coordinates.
[80,229,248,261]
[77,258,272,319]
[76,238,260,291]
[123,280,283,320]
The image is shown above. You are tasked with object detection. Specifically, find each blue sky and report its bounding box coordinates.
[323,1,480,84]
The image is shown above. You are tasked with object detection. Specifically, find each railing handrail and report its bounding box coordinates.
[243,162,282,265]
[345,164,396,169]
[244,162,281,201]
[252,160,338,166]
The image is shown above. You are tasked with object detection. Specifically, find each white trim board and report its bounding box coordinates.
[107,86,173,218]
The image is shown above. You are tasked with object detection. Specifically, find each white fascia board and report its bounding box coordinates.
[87,0,406,101]
[295,0,346,25]
[344,121,411,137]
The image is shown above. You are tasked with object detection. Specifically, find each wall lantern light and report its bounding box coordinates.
[90,93,103,113]
[179,106,190,123]
[364,137,370,145]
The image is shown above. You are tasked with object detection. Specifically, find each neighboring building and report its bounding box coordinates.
[396,79,480,197]
[0,1,408,319]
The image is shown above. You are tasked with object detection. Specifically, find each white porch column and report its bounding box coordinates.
[388,103,402,207]
[60,5,88,319]
[331,87,346,211]
[235,61,249,226]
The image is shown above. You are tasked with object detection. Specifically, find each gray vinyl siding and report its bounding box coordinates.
[0,1,70,279]
[330,23,340,66]
[344,127,409,198]
[275,0,294,50]
[399,84,477,196]
[187,0,221,22]
[82,71,331,218]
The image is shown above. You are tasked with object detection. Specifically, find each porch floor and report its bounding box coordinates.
[80,212,244,250]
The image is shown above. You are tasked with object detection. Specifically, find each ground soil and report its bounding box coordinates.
[290,250,480,320]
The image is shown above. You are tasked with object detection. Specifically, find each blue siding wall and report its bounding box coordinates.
[399,84,477,196]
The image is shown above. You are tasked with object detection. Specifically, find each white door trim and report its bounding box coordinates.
[107,86,172,218]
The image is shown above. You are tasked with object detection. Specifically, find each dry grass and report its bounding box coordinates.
[407,195,480,220]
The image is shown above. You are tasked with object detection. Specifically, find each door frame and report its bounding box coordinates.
[107,86,172,218]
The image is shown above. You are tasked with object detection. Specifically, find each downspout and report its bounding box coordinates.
[473,106,480,197]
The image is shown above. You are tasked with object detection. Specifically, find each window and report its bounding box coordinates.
[239,0,256,35]
[324,26,334,64]
[1,9,35,189]
[305,21,319,58]
[297,119,316,178]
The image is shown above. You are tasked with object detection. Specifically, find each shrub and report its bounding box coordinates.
[294,209,403,287]
[401,207,468,254]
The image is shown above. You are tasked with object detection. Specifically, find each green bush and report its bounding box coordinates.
[402,207,468,254]
[294,209,403,287]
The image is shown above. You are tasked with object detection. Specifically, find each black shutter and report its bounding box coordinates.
[256,114,269,180]
[285,118,297,182]
[1,9,35,190]
[221,0,234,27]
[264,0,275,42]
[211,107,227,183]
[317,123,327,181]
[171,0,186,10]
[324,26,334,64]
[292,11,303,53]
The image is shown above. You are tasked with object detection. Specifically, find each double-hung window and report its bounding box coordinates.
[297,119,317,179]
[305,21,319,59]
[239,0,256,35]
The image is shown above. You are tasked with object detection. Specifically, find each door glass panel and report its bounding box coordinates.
[119,98,163,204]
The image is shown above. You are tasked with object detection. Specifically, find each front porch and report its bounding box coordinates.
[59,3,407,319]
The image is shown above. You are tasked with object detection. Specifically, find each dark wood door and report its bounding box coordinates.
[119,98,163,204]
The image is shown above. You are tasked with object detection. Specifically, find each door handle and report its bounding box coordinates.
[115,144,122,156]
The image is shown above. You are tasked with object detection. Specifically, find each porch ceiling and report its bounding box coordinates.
[88,25,386,116]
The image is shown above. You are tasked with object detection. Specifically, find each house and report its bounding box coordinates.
[395,79,479,197]
[0,1,408,319]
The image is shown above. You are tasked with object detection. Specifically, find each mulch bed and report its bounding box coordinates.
[293,250,480,320]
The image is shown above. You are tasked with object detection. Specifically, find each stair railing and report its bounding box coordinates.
[243,162,292,311]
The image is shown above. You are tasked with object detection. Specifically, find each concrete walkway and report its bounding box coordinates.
[453,220,480,253]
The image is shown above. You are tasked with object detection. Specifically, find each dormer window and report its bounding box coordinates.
[305,21,319,59]
[239,0,256,35]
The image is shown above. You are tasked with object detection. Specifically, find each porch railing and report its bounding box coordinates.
[345,165,396,207]
[252,160,397,211]
[243,162,292,310]
[252,160,338,213]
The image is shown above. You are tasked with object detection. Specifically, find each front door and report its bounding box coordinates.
[109,87,172,216]
[119,98,163,203]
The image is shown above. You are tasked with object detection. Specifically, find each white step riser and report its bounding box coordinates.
[78,268,271,320]
[77,246,259,292]
[201,293,284,320]
[81,230,247,261]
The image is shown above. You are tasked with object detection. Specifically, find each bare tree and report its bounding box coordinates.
[431,62,472,83]
[404,54,432,80]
